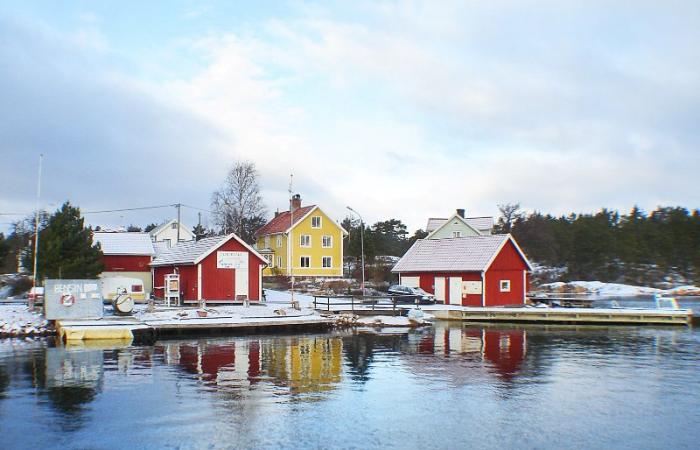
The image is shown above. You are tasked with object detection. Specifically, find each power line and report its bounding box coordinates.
[82,204,175,214]
[181,204,214,214]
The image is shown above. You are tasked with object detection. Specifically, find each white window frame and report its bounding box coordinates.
[500,280,511,292]
[276,235,282,248]
[322,256,332,268]
[300,235,311,247]
[276,256,283,268]
[453,231,461,238]
[300,256,311,268]
[311,216,322,228]
[322,235,333,248]
[264,254,274,268]
[264,236,270,248]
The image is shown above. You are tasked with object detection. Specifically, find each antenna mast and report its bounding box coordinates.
[289,174,296,307]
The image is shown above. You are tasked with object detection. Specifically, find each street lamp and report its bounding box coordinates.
[346,206,365,296]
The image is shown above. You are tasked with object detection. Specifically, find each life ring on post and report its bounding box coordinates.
[60,293,75,307]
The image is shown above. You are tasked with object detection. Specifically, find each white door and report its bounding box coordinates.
[434,277,446,302]
[449,277,463,305]
[235,267,248,298]
[401,276,420,288]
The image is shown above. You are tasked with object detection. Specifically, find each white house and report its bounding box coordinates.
[149,219,196,248]
[425,209,494,239]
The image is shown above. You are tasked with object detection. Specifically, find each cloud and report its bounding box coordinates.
[1,1,698,234]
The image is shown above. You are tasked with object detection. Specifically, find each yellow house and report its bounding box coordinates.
[255,194,348,278]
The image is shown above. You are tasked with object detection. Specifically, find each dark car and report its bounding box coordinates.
[387,285,435,304]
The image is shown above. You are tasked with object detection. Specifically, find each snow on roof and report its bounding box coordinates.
[93,232,155,255]
[153,241,170,256]
[149,219,195,239]
[254,205,316,237]
[425,216,493,232]
[150,235,228,266]
[392,234,510,273]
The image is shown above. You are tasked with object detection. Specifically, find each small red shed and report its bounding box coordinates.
[151,233,268,303]
[392,234,532,307]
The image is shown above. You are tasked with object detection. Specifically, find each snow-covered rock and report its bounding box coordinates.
[537,281,699,297]
[0,304,53,337]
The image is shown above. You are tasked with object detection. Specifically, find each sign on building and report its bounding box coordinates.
[217,251,248,269]
[462,281,483,295]
[44,279,104,320]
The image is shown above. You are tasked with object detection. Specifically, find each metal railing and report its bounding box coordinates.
[312,294,423,315]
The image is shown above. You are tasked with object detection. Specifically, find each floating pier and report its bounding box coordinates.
[426,306,692,325]
[56,310,334,342]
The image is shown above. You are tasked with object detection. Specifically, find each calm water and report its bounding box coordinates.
[0,322,699,450]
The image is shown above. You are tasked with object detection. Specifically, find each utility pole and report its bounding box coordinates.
[175,203,181,245]
[289,174,298,309]
[30,154,43,310]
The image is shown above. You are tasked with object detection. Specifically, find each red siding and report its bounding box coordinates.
[103,255,151,272]
[489,240,528,271]
[407,272,483,306]
[152,236,265,303]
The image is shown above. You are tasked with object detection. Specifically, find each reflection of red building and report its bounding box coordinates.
[413,325,526,382]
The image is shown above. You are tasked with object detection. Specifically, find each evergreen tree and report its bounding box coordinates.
[23,202,103,281]
[144,223,158,232]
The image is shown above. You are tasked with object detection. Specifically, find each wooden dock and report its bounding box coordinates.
[427,306,692,325]
[56,313,334,342]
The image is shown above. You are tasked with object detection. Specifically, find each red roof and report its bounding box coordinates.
[254,205,316,238]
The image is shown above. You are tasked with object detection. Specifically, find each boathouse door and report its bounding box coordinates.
[449,277,462,305]
[435,277,446,302]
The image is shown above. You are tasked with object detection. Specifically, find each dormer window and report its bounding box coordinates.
[311,216,322,228]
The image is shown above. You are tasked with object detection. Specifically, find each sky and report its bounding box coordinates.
[1,0,699,233]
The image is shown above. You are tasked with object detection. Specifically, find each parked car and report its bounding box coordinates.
[387,285,435,304]
[27,286,45,303]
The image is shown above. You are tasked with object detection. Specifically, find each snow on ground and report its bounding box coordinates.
[0,304,51,336]
[264,289,316,308]
[538,281,700,297]
[355,315,430,327]
[135,304,318,322]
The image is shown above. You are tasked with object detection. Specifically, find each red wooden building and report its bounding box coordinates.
[392,234,532,307]
[92,232,156,295]
[151,234,268,303]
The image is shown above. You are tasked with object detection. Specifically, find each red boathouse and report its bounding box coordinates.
[151,234,268,303]
[391,234,532,307]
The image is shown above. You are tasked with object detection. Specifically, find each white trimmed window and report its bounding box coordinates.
[300,256,310,268]
[500,280,511,292]
[311,216,322,228]
[171,222,178,229]
[264,254,274,267]
[276,235,282,248]
[264,236,270,248]
[322,235,332,248]
[276,256,283,268]
[453,231,461,238]
[300,235,311,247]
[322,256,332,268]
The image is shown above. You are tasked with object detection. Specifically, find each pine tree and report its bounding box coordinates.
[24,202,103,281]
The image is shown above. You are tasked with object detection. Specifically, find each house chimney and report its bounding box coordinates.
[291,194,302,211]
[457,208,465,218]
[274,208,280,218]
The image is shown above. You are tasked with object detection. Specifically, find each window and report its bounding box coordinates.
[171,222,178,229]
[300,256,310,268]
[300,235,311,247]
[311,216,322,228]
[499,280,511,292]
[264,236,270,248]
[131,284,143,293]
[276,256,283,268]
[276,235,282,248]
[453,231,461,238]
[264,254,274,268]
[163,239,171,248]
[322,256,332,268]
[322,235,332,248]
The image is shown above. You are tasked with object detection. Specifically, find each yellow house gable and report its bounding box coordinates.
[258,206,346,277]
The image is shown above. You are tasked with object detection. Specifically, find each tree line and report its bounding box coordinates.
[501,204,700,285]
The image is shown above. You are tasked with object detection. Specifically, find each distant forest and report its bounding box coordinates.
[506,206,700,286]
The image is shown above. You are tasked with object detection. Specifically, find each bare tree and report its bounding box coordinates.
[496,202,523,233]
[211,160,266,242]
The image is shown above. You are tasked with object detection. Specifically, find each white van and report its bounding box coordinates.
[101,277,147,302]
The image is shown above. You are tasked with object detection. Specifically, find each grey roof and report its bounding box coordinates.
[93,232,155,255]
[392,235,510,273]
[150,235,228,266]
[153,241,171,256]
[425,216,494,232]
